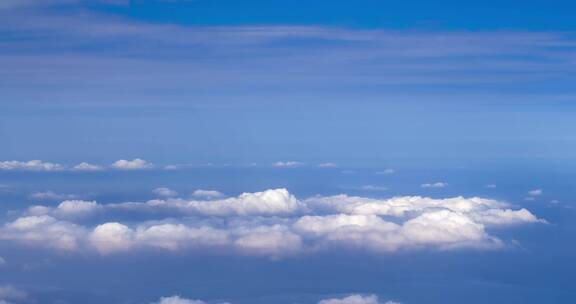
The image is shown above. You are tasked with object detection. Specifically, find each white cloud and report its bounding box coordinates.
[273,161,303,168]
[191,189,224,199]
[376,169,395,175]
[0,285,27,304]
[152,296,207,304]
[0,215,86,251]
[72,162,103,171]
[234,225,303,256]
[90,222,134,254]
[318,294,399,304]
[154,187,178,197]
[29,191,79,201]
[318,163,337,168]
[484,184,497,189]
[0,189,544,257]
[0,160,63,171]
[111,158,153,170]
[27,200,102,219]
[528,189,543,196]
[421,182,448,188]
[53,200,102,219]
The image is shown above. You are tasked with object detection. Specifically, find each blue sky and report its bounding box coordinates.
[1,1,576,304]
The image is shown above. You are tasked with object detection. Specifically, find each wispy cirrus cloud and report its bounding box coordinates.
[421,182,448,188]
[1,5,575,106]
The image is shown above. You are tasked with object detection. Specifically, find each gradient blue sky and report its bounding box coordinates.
[1,1,575,304]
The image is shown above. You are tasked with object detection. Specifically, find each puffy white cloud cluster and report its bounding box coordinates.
[112,158,153,170]
[27,200,103,219]
[72,162,103,171]
[0,160,63,171]
[114,188,303,216]
[0,159,153,171]
[150,294,395,304]
[318,294,399,304]
[0,189,544,257]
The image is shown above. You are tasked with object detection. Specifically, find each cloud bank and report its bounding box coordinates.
[0,189,544,257]
[150,294,395,304]
[0,160,63,171]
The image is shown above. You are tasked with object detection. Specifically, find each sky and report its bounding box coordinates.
[1,1,576,304]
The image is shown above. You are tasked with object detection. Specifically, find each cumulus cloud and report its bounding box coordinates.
[152,296,207,304]
[421,182,448,188]
[27,200,102,219]
[273,161,303,168]
[0,160,63,171]
[318,294,399,304]
[72,162,103,171]
[111,158,153,170]
[154,187,178,197]
[0,215,86,250]
[0,285,27,304]
[528,189,543,196]
[191,189,224,199]
[318,163,338,168]
[0,189,544,257]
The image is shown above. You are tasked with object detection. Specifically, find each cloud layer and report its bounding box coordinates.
[0,189,543,257]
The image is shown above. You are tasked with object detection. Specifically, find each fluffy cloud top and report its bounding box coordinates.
[0,160,63,171]
[27,200,102,219]
[319,294,399,304]
[72,162,103,171]
[153,296,207,304]
[0,189,544,257]
[112,158,153,170]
